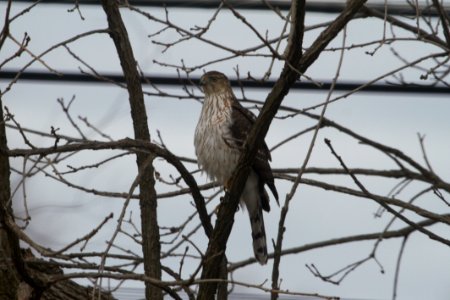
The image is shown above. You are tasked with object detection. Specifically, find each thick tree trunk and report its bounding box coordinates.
[0,230,20,300]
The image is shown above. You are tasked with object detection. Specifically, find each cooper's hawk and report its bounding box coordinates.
[194,71,278,265]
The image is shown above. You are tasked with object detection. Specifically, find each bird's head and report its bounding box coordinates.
[199,71,231,95]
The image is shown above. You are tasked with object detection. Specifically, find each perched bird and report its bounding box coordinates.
[194,71,278,265]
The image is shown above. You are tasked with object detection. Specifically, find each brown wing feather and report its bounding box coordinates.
[230,101,271,158]
[229,100,279,210]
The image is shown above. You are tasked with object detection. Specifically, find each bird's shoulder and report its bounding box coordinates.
[229,100,272,161]
[231,100,257,125]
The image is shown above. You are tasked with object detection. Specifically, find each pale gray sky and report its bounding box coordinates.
[1,2,450,300]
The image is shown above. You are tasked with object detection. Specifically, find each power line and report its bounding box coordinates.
[10,0,449,16]
[1,70,449,95]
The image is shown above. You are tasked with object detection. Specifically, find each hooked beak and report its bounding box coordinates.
[199,75,206,86]
[199,75,207,93]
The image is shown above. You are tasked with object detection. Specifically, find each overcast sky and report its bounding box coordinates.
[1,2,450,300]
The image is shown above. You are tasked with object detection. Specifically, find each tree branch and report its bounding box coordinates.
[228,214,445,271]
[0,97,47,298]
[324,138,450,247]
[7,138,212,238]
[431,0,450,48]
[197,0,367,298]
[100,1,162,298]
[271,1,307,298]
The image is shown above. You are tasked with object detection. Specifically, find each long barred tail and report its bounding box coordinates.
[249,207,268,265]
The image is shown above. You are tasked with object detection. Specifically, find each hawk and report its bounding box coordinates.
[194,71,278,265]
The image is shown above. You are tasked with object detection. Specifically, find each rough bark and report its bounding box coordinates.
[0,98,18,297]
[100,1,162,299]
[0,230,20,300]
